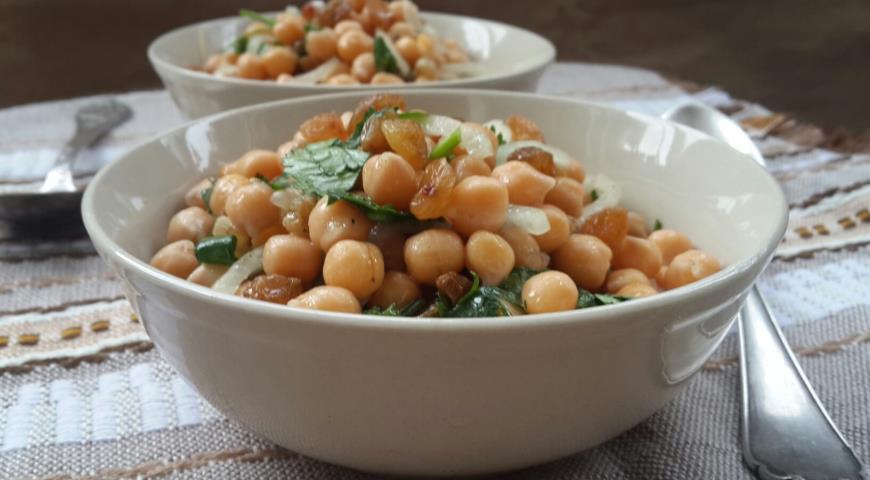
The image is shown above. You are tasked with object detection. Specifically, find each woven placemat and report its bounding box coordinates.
[1,62,868,479]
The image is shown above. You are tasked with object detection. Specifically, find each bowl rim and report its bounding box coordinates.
[146,10,557,91]
[82,88,789,332]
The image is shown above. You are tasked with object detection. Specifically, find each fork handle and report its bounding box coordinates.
[739,285,865,479]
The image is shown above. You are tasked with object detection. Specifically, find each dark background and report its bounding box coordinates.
[2,0,868,131]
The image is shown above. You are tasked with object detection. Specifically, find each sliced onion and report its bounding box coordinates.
[495,140,575,169]
[244,34,274,55]
[580,174,622,221]
[421,114,462,137]
[270,188,311,212]
[374,30,411,78]
[483,120,513,144]
[505,205,551,235]
[212,247,264,295]
[459,123,496,160]
[289,58,343,84]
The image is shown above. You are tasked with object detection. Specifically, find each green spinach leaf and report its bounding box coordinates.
[653,218,663,231]
[365,299,428,316]
[195,235,237,265]
[440,272,524,317]
[576,288,632,308]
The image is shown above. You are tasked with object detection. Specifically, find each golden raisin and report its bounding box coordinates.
[238,274,304,304]
[381,118,428,169]
[360,115,390,153]
[506,146,557,176]
[349,94,407,133]
[580,207,629,251]
[410,158,456,220]
[299,112,347,143]
[436,271,472,304]
[505,115,544,142]
[318,0,354,27]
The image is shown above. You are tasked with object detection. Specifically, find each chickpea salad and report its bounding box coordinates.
[199,0,471,86]
[151,94,722,317]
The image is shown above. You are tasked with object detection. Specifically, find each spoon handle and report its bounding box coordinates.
[39,143,82,193]
[739,285,866,479]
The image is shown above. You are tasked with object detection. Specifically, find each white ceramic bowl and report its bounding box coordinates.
[83,90,787,476]
[148,12,556,118]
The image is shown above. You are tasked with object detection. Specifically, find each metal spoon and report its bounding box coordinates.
[662,102,866,480]
[0,99,132,224]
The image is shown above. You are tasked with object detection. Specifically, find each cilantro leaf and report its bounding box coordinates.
[195,235,237,265]
[282,140,370,196]
[330,192,414,222]
[440,272,524,317]
[653,218,663,231]
[374,36,400,75]
[590,189,599,202]
[498,267,541,297]
[365,299,427,316]
[577,288,632,308]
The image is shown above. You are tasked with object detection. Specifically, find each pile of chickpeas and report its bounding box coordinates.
[202,0,469,85]
[150,93,722,316]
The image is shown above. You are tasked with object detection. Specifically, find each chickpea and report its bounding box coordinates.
[627,211,649,238]
[225,181,281,238]
[322,240,385,300]
[150,240,198,278]
[305,28,338,61]
[369,271,421,309]
[446,176,509,237]
[617,282,658,298]
[649,229,693,264]
[505,115,544,142]
[533,205,570,253]
[362,152,417,211]
[337,30,374,62]
[251,224,286,247]
[544,177,584,218]
[236,53,266,80]
[368,223,407,271]
[612,236,663,277]
[325,73,361,85]
[274,16,305,45]
[389,0,418,22]
[187,264,229,287]
[184,178,212,209]
[262,47,298,78]
[522,271,579,314]
[655,265,668,288]
[389,21,415,39]
[204,54,222,73]
[605,268,651,294]
[414,56,437,79]
[308,197,373,252]
[552,234,612,291]
[558,159,586,183]
[288,286,361,313]
[245,21,270,37]
[262,234,323,285]
[499,226,550,271]
[404,228,465,285]
[663,250,721,290]
[351,52,375,82]
[167,206,214,243]
[452,155,492,181]
[416,33,435,57]
[395,36,421,64]
[334,19,363,36]
[490,161,556,206]
[223,149,283,180]
[370,72,404,85]
[464,231,515,285]
[209,174,249,216]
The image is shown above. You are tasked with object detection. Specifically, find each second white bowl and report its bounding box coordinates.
[148,12,556,118]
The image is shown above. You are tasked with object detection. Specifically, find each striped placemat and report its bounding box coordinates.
[0,62,868,479]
